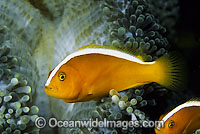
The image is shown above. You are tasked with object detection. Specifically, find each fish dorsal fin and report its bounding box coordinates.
[188,98,200,102]
[159,113,168,121]
[78,44,113,50]
[114,45,146,61]
[136,55,145,62]
[78,44,146,61]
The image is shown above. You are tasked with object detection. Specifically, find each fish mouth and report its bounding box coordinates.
[44,86,65,99]
[44,86,53,90]
[44,86,54,94]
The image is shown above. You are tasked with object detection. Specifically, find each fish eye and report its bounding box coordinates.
[58,72,66,81]
[168,120,175,128]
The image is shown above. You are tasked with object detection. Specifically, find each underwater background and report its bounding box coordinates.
[0,0,199,134]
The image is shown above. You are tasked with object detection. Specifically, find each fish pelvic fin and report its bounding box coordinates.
[153,53,186,91]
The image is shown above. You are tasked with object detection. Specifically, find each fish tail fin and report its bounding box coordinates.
[153,53,186,90]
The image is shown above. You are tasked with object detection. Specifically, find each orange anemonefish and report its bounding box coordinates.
[155,100,200,134]
[44,44,184,103]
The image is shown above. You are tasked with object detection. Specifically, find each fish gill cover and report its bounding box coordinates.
[0,0,199,134]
